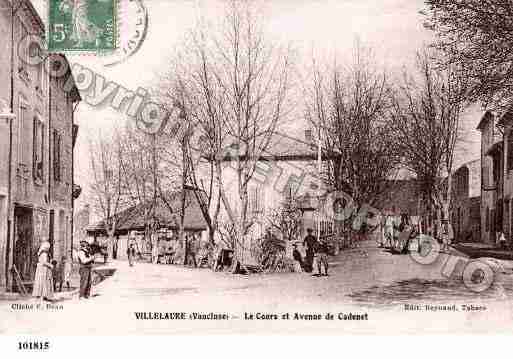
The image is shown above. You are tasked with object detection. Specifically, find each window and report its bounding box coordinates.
[482,165,489,188]
[508,134,513,171]
[27,40,44,92]
[506,199,511,239]
[486,207,490,232]
[493,156,501,185]
[249,186,263,214]
[17,102,29,166]
[33,115,44,181]
[510,201,513,241]
[53,130,61,182]
[491,209,495,234]
[17,20,30,82]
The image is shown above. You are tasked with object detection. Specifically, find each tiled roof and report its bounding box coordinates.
[476,111,494,130]
[215,131,337,162]
[87,189,208,235]
[264,131,318,159]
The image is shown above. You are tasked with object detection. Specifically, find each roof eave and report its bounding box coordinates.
[476,111,494,130]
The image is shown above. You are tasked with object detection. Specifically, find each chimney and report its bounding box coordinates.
[304,129,313,143]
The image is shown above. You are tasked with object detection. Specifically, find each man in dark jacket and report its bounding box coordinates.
[303,228,318,272]
[315,239,329,276]
[78,241,95,299]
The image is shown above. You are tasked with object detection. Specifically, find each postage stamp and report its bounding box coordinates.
[48,0,117,52]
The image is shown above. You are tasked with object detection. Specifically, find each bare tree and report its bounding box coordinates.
[266,194,302,242]
[422,0,513,111]
[305,43,400,240]
[156,0,295,272]
[389,51,470,228]
[118,125,161,252]
[88,131,125,261]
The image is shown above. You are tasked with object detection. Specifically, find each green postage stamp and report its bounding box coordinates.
[48,0,117,52]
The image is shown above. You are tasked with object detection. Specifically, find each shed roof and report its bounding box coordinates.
[87,189,208,235]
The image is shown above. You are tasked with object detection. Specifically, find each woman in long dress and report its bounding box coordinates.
[32,241,54,302]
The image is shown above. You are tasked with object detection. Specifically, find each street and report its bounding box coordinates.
[2,240,513,335]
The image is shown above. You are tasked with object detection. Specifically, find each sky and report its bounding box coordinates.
[31,0,482,211]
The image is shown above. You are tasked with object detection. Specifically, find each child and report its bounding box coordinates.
[61,256,72,291]
[51,259,61,292]
[497,232,507,250]
[292,244,303,273]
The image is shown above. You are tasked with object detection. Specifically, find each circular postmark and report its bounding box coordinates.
[101,0,148,66]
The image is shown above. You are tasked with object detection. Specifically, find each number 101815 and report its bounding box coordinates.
[18,341,50,350]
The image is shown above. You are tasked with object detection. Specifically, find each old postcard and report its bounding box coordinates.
[1,0,513,341]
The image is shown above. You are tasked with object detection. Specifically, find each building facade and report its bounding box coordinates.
[86,190,208,261]
[0,0,81,291]
[215,131,335,263]
[477,110,513,245]
[449,160,481,243]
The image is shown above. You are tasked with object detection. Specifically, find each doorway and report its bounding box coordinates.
[13,206,35,281]
[49,210,54,259]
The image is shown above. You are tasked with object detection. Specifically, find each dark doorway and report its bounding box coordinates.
[49,210,55,258]
[13,206,35,281]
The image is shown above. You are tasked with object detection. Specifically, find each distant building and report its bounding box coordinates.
[373,180,428,218]
[475,109,513,245]
[449,160,481,242]
[213,130,344,263]
[86,190,208,260]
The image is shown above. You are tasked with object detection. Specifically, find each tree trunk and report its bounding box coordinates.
[106,227,115,263]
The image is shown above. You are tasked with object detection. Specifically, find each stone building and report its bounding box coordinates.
[449,160,481,243]
[0,0,81,291]
[86,190,207,261]
[477,110,513,245]
[213,131,337,264]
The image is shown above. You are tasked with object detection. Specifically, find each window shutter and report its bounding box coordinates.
[32,117,37,179]
[53,129,59,182]
[508,135,513,171]
[254,187,258,213]
[57,133,61,182]
[41,124,45,180]
[53,130,56,180]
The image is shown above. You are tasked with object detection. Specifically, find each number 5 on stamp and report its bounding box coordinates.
[48,0,117,52]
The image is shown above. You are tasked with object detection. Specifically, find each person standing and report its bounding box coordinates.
[384,215,394,248]
[315,239,329,276]
[51,259,60,292]
[292,243,304,273]
[303,228,318,273]
[498,231,507,249]
[127,243,136,267]
[61,255,72,291]
[32,241,54,302]
[186,234,198,268]
[440,221,453,253]
[78,241,94,299]
[151,232,159,264]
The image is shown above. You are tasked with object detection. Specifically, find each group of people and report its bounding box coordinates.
[32,241,73,302]
[126,232,206,268]
[377,213,456,254]
[292,228,330,277]
[378,213,417,253]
